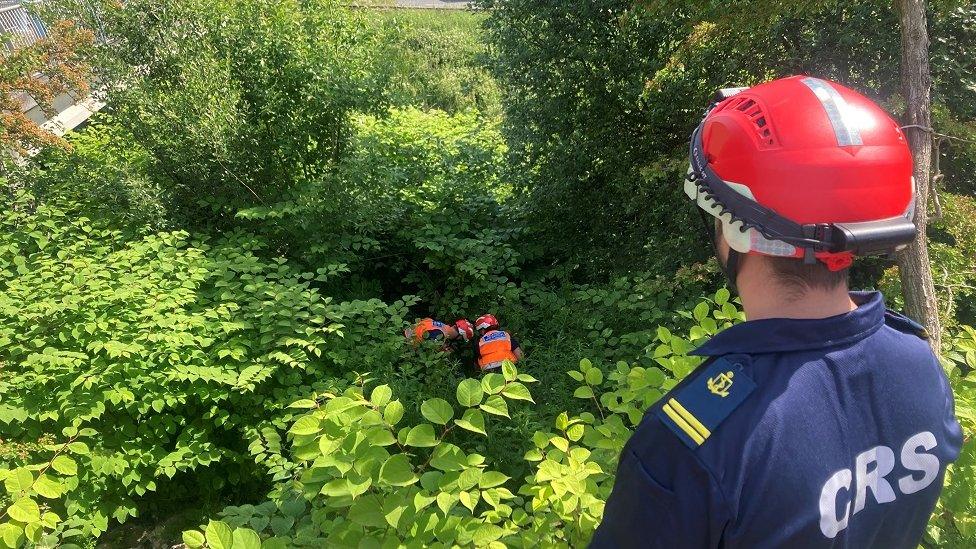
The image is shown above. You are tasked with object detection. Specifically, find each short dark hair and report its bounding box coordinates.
[765,255,849,294]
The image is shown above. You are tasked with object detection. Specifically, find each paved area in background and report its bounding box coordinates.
[394,0,471,8]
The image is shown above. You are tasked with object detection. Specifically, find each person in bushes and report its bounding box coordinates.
[404,317,473,350]
[592,76,961,548]
[473,314,523,373]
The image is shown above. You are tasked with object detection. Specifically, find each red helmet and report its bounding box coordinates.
[454,319,474,342]
[686,76,916,274]
[475,314,499,332]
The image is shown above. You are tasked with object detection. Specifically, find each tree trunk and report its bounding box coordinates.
[897,0,942,352]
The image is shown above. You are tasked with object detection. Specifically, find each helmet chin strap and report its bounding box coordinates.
[721,249,741,293]
[698,208,741,292]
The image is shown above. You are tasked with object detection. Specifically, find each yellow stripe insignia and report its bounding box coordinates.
[662,398,711,445]
[654,358,756,449]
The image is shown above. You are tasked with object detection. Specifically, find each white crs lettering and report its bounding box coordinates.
[819,431,940,539]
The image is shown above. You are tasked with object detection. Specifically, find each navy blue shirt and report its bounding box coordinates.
[591,292,961,548]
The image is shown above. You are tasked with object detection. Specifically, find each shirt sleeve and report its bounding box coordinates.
[510,337,520,351]
[589,418,731,548]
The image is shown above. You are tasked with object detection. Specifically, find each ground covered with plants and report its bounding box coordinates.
[1,1,976,547]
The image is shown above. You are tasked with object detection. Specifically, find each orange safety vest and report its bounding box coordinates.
[413,318,446,343]
[477,329,517,370]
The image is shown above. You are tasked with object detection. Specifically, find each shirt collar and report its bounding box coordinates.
[691,291,886,356]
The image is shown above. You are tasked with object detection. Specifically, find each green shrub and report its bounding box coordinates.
[930,325,976,546]
[175,290,737,547]
[237,107,518,312]
[0,193,415,545]
[30,115,171,231]
[370,10,501,116]
[479,0,976,278]
[881,193,976,330]
[97,0,389,221]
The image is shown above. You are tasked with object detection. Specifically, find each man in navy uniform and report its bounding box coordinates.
[591,76,961,548]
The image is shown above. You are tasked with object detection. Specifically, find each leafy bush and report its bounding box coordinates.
[97,0,389,221]
[0,193,416,545]
[30,115,171,231]
[237,107,518,313]
[175,291,738,547]
[370,10,501,116]
[479,0,976,278]
[931,325,976,546]
[0,431,90,548]
[881,193,976,329]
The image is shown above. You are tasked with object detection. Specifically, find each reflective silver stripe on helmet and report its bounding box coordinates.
[800,77,863,147]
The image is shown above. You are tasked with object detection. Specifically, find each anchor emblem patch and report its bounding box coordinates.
[707,370,735,398]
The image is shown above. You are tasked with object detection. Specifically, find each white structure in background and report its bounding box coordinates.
[1,0,103,138]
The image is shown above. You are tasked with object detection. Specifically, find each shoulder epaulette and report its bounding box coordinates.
[884,309,929,340]
[655,357,756,449]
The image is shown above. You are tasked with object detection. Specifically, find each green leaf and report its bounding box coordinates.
[478,471,510,489]
[205,520,234,549]
[656,326,672,343]
[429,443,467,472]
[436,492,457,515]
[459,490,480,512]
[31,474,64,499]
[371,384,393,407]
[7,497,40,523]
[67,441,90,455]
[404,424,438,447]
[384,400,405,425]
[457,378,484,407]
[549,436,569,452]
[479,395,510,418]
[289,415,321,436]
[366,427,396,446]
[455,409,487,436]
[0,523,23,549]
[584,367,603,385]
[182,530,206,548]
[502,361,517,382]
[693,301,710,321]
[270,516,294,536]
[232,527,262,549]
[421,398,454,425]
[288,399,317,409]
[715,287,730,305]
[567,423,585,442]
[501,382,534,402]
[472,523,506,546]
[51,455,78,476]
[4,468,33,495]
[280,497,306,517]
[379,454,417,487]
[349,495,385,527]
[262,537,289,549]
[574,386,594,399]
[481,373,506,394]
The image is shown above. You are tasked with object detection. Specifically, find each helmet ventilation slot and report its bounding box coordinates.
[723,96,778,148]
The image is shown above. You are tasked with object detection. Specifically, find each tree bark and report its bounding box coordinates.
[897,0,942,352]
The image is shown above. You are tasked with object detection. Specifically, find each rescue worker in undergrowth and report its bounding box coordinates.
[405,318,474,351]
[473,314,522,373]
[591,76,961,548]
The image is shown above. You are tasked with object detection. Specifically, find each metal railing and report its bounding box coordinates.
[1,1,47,51]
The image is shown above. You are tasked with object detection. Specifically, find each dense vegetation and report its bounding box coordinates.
[0,1,974,547]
